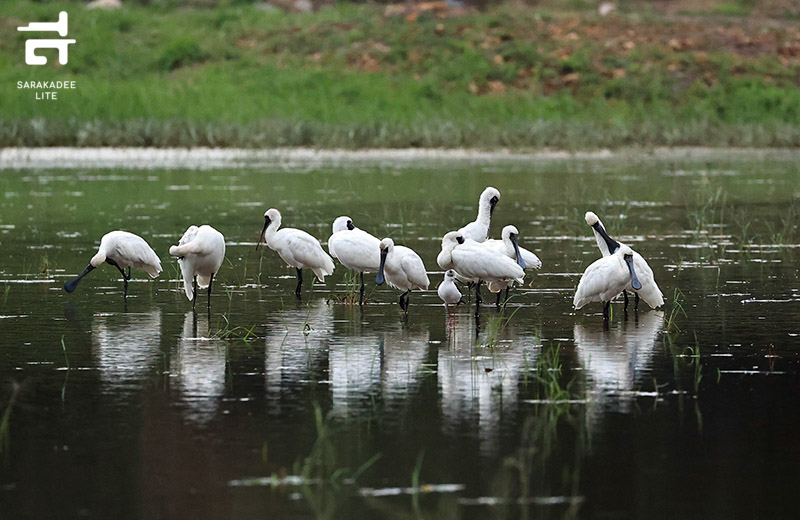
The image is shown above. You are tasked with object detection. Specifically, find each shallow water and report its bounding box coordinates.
[0,156,799,519]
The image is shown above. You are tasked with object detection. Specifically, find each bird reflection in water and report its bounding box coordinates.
[172,311,227,425]
[264,299,333,413]
[439,312,541,456]
[574,311,665,429]
[329,312,430,419]
[91,309,162,393]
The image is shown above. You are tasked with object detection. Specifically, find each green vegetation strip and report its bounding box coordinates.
[2,1,800,148]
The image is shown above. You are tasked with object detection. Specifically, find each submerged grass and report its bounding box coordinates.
[3,2,800,148]
[0,382,19,461]
[291,403,382,517]
[501,341,585,512]
[483,306,521,348]
[329,270,362,305]
[213,313,259,341]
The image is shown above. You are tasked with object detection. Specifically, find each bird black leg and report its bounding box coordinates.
[474,281,482,317]
[207,273,213,320]
[623,291,629,311]
[295,268,303,298]
[399,290,410,313]
[192,275,197,308]
[495,291,501,308]
[634,292,640,311]
[107,259,130,299]
[359,272,365,306]
[603,301,610,321]
[504,286,510,303]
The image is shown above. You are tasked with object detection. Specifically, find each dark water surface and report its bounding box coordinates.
[0,157,798,519]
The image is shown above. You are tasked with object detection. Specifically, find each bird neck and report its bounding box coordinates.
[476,201,493,227]
[264,219,281,241]
[90,251,106,267]
[503,236,516,256]
[593,221,619,255]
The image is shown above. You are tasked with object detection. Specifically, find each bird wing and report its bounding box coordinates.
[520,247,543,269]
[573,257,621,309]
[398,247,429,289]
[483,239,504,254]
[328,231,381,271]
[179,258,194,300]
[631,253,664,308]
[113,234,162,277]
[283,231,335,279]
[452,245,523,283]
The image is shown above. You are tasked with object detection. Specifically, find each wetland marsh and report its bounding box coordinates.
[0,151,798,519]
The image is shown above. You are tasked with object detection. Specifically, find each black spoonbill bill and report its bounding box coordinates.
[458,186,501,242]
[328,216,381,305]
[573,244,643,322]
[169,225,225,308]
[256,208,334,298]
[437,231,524,316]
[375,238,429,313]
[584,211,663,311]
[64,230,162,300]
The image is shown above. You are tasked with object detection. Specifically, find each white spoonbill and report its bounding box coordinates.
[458,187,501,242]
[573,244,643,321]
[437,269,462,316]
[584,211,663,310]
[64,230,162,299]
[375,238,430,313]
[256,208,335,298]
[437,231,524,315]
[328,216,381,305]
[169,225,226,307]
[484,225,543,305]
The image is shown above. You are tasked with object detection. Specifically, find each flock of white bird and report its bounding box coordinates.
[63,186,664,321]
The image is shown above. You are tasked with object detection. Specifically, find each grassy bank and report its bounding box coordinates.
[1,1,800,148]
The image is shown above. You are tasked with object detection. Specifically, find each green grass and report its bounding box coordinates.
[2,1,800,148]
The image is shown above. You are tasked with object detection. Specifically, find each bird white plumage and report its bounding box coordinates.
[584,211,664,309]
[438,231,524,286]
[574,244,643,319]
[458,187,501,242]
[375,238,429,311]
[484,225,542,270]
[64,230,162,297]
[169,224,226,302]
[95,230,162,276]
[328,215,381,304]
[484,225,542,297]
[257,208,334,295]
[328,216,381,271]
[437,269,462,314]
